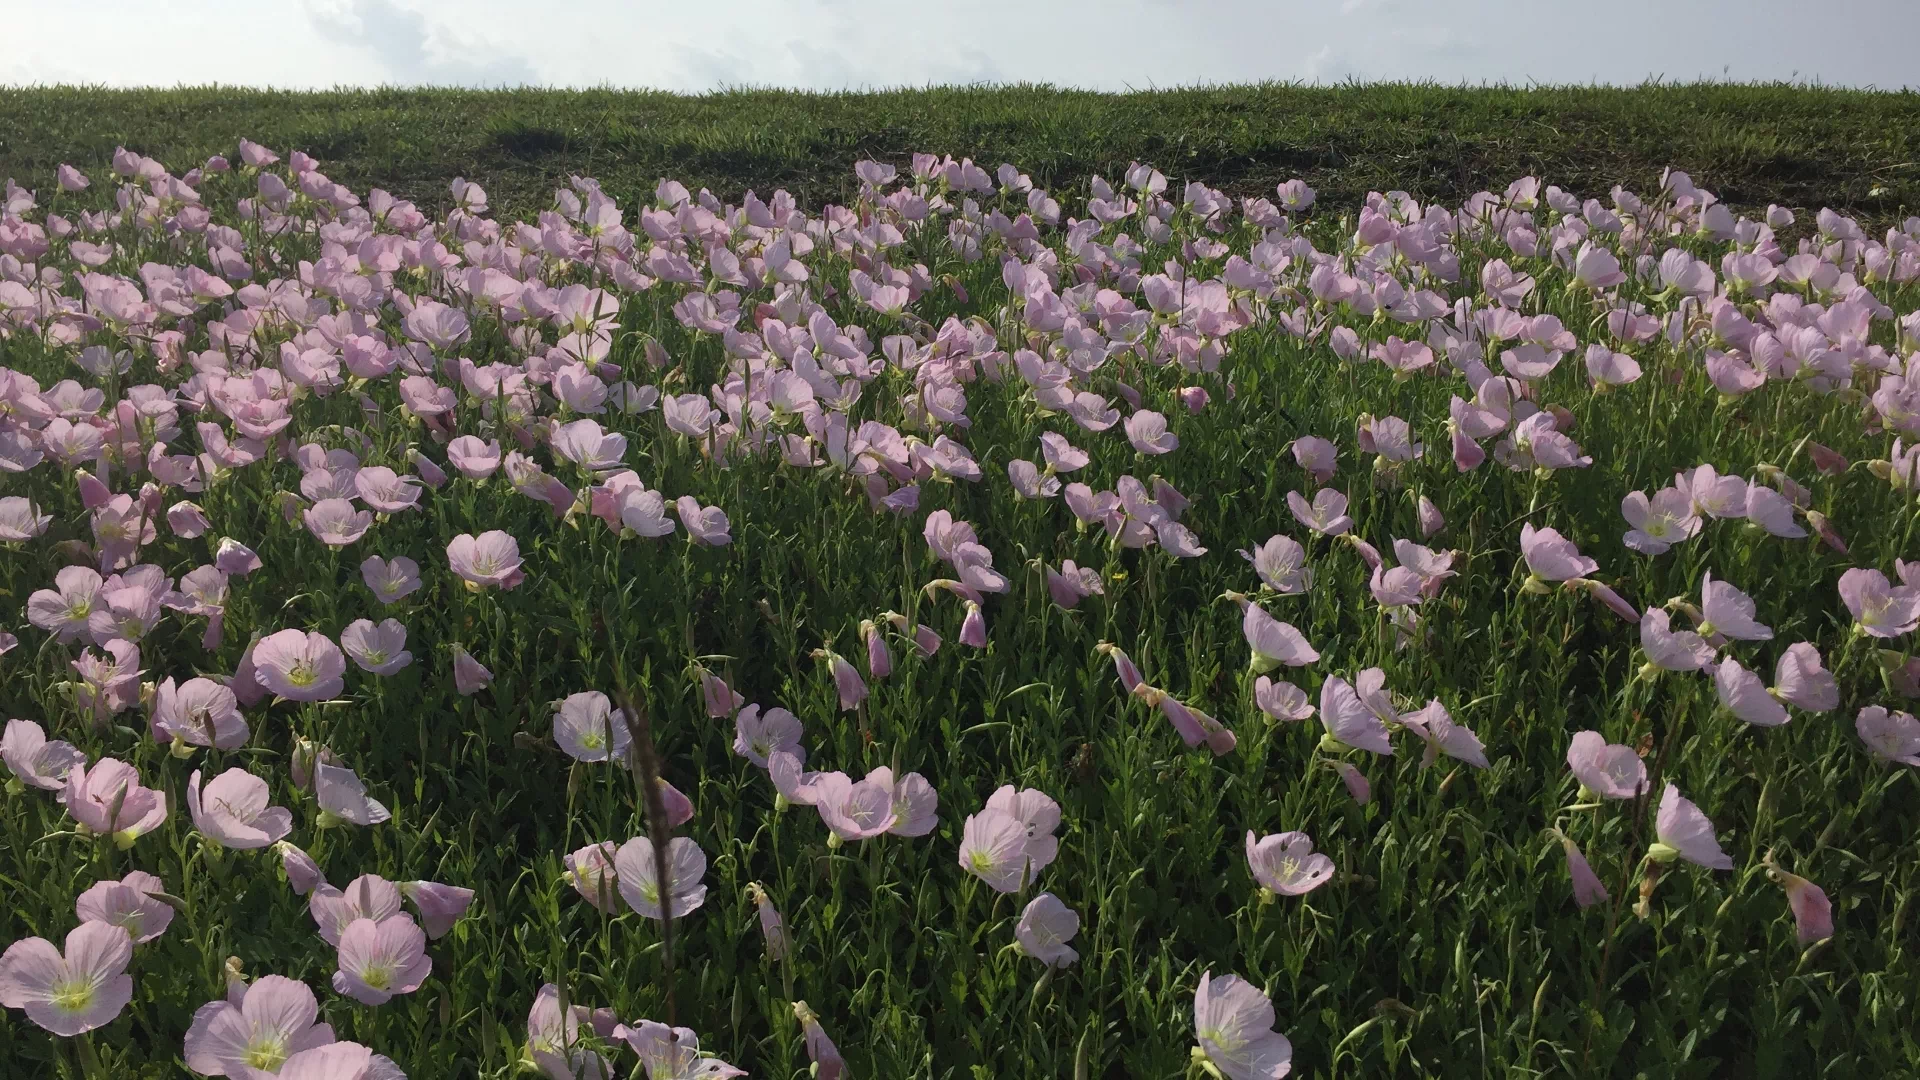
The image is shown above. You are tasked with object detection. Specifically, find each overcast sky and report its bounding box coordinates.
[4,0,1917,90]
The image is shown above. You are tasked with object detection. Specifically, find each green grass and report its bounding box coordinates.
[0,101,1918,1080]
[2,83,1917,222]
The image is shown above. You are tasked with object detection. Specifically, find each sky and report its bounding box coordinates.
[2,0,1917,91]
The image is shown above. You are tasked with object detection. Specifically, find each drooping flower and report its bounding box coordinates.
[399,881,474,939]
[614,836,708,920]
[1519,523,1597,585]
[1714,657,1790,726]
[792,1001,846,1080]
[184,973,337,1077]
[0,922,135,1035]
[1013,893,1081,968]
[1193,970,1293,1080]
[331,916,430,1006]
[1771,643,1837,712]
[1244,831,1334,897]
[1551,828,1609,908]
[275,842,328,896]
[1650,783,1733,870]
[1240,602,1319,673]
[451,646,493,695]
[1397,699,1489,768]
[1761,852,1833,945]
[1253,677,1314,722]
[1638,609,1715,674]
[188,768,293,849]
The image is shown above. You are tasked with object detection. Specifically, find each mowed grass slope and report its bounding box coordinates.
[2,83,1917,222]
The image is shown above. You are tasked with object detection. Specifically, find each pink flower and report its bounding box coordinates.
[1519,523,1596,584]
[526,983,612,1080]
[1238,536,1310,595]
[446,436,502,480]
[1620,488,1700,555]
[1772,643,1837,712]
[188,767,293,849]
[958,808,1031,893]
[64,757,168,845]
[747,883,788,961]
[732,705,803,769]
[613,1021,744,1080]
[614,836,708,920]
[1763,854,1833,945]
[447,531,524,590]
[332,916,430,1005]
[819,650,867,711]
[1553,829,1609,908]
[2,718,87,791]
[1837,568,1920,638]
[309,877,403,948]
[674,497,731,546]
[452,646,493,695]
[351,468,422,513]
[1639,609,1714,673]
[184,973,336,1077]
[1291,436,1337,483]
[275,842,328,896]
[553,691,630,763]
[0,922,134,1035]
[399,880,474,939]
[360,556,422,604]
[1014,894,1081,968]
[1714,656,1789,726]
[1193,970,1293,1080]
[1245,831,1333,896]
[340,619,412,676]
[985,784,1060,873]
[1565,731,1646,799]
[1398,699,1489,768]
[563,842,623,914]
[1253,677,1313,722]
[1240,602,1319,673]
[1316,675,1393,755]
[1286,488,1352,536]
[1855,706,1920,766]
[1335,762,1371,805]
[1698,571,1772,641]
[253,629,347,700]
[215,538,264,577]
[153,672,249,749]
[1124,409,1178,455]
[315,763,390,827]
[75,870,173,944]
[27,566,103,642]
[1651,783,1732,870]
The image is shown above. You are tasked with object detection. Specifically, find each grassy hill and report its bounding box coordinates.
[3,82,1917,220]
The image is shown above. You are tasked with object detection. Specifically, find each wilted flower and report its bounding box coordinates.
[1761,852,1833,945]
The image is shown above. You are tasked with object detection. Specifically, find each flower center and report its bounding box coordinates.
[244,1035,289,1070]
[360,962,395,991]
[968,850,995,874]
[286,661,316,687]
[50,978,95,1015]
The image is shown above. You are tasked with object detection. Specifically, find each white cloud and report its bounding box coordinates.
[0,0,1914,90]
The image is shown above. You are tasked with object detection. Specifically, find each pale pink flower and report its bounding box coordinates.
[554,691,630,763]
[1762,854,1833,945]
[1,718,87,791]
[1837,568,1919,638]
[275,842,328,896]
[732,705,803,769]
[613,1020,744,1080]
[351,468,422,513]
[309,876,403,948]
[361,556,421,604]
[1193,971,1293,1080]
[1552,828,1609,908]
[1398,699,1489,768]
[563,842,623,914]
[1245,830,1333,896]
[253,629,347,700]
[1286,488,1352,536]
[452,646,493,696]
[1253,677,1313,722]
[1772,643,1837,712]
[332,916,430,1005]
[674,497,732,546]
[183,974,336,1077]
[1317,675,1393,755]
[188,767,293,849]
[446,531,524,590]
[1639,609,1715,673]
[64,757,167,845]
[1014,893,1081,968]
[614,836,708,920]
[1620,488,1700,555]
[1652,783,1733,870]
[27,565,103,642]
[340,619,412,676]
[1564,731,1646,799]
[1699,571,1772,641]
[399,880,473,939]
[1714,656,1789,726]
[1240,602,1319,672]
[0,922,134,1035]
[1519,523,1597,583]
[1124,409,1178,455]
[1291,436,1337,482]
[526,983,612,1080]
[315,763,390,827]
[1855,706,1920,766]
[959,808,1031,893]
[1239,535,1310,595]
[75,870,173,944]
[215,538,264,577]
[445,436,502,480]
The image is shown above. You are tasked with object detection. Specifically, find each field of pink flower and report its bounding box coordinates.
[1,141,1918,1079]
